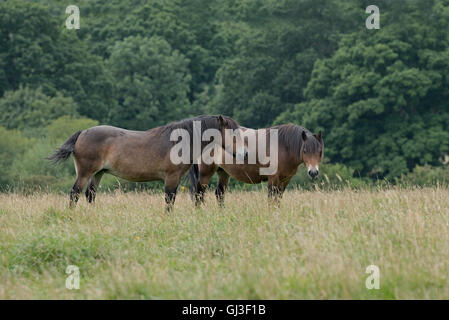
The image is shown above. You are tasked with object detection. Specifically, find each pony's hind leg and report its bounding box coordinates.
[85,170,105,204]
[70,175,90,208]
[164,174,183,212]
[215,168,230,207]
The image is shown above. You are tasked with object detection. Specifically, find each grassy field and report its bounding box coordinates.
[0,187,448,299]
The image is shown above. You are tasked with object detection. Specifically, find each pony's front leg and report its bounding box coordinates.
[194,164,218,207]
[194,182,206,207]
[268,185,281,208]
[268,176,281,208]
[164,174,181,212]
[277,176,293,201]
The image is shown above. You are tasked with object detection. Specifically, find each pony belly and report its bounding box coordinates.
[103,149,166,182]
[221,164,264,184]
[106,167,165,183]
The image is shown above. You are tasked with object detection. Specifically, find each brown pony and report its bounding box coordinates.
[188,124,324,206]
[48,115,243,211]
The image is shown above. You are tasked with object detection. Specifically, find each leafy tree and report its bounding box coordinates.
[78,0,221,100]
[208,0,357,128]
[0,0,116,122]
[0,86,77,132]
[277,0,449,178]
[45,116,99,143]
[107,36,192,130]
[2,0,449,188]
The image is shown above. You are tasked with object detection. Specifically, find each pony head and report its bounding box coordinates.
[301,131,324,179]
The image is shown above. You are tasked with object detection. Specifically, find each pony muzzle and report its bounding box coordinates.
[307,165,319,179]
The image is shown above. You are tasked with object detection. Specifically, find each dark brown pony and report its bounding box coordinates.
[189,124,324,206]
[48,115,241,211]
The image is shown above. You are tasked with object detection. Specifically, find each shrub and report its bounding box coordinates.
[8,116,99,192]
[0,127,31,188]
[45,116,99,144]
[0,86,78,133]
[398,165,449,187]
[289,162,371,190]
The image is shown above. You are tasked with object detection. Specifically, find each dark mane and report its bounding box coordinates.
[157,115,239,147]
[160,115,238,134]
[271,123,322,157]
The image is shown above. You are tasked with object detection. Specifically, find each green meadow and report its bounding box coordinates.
[1,188,448,299]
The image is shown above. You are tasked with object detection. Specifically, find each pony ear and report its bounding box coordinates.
[301,131,307,141]
[218,115,226,128]
[315,131,322,142]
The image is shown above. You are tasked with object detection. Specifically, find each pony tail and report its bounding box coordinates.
[46,130,82,164]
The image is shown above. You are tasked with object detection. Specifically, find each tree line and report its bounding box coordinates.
[0,0,448,191]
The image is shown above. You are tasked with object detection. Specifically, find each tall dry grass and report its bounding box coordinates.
[0,187,448,299]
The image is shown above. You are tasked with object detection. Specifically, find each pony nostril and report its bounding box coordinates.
[308,170,318,178]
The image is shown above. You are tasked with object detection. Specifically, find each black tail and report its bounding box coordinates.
[47,130,82,164]
[188,164,200,197]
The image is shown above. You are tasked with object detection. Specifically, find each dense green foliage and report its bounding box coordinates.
[277,0,449,178]
[0,0,448,190]
[108,35,192,129]
[0,86,78,131]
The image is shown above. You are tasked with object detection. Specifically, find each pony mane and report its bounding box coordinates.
[158,115,239,145]
[162,114,239,132]
[271,123,322,157]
